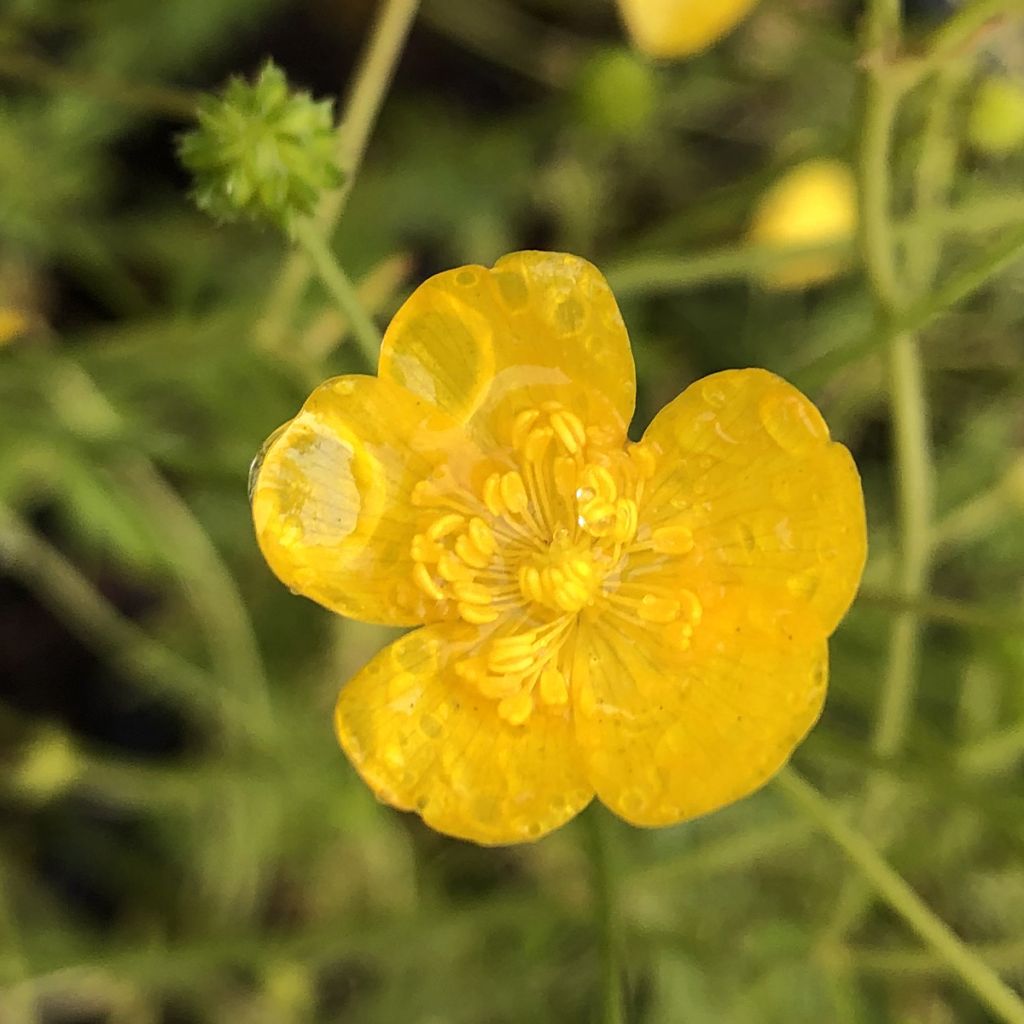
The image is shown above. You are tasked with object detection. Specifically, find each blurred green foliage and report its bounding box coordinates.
[1,1,1024,1022]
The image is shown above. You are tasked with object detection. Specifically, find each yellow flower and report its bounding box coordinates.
[251,251,866,845]
[618,0,760,59]
[0,307,30,346]
[748,159,858,291]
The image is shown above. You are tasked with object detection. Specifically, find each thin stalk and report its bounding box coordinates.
[0,501,221,720]
[583,807,626,1024]
[291,220,382,365]
[926,0,1024,67]
[0,47,200,118]
[257,0,420,352]
[875,332,932,758]
[777,769,1024,1024]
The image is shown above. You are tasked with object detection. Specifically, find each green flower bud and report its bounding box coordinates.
[178,61,343,233]
[576,48,657,140]
[968,76,1024,157]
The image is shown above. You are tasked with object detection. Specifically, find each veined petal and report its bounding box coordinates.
[378,251,636,446]
[572,610,827,827]
[334,624,593,845]
[251,375,475,626]
[637,368,866,640]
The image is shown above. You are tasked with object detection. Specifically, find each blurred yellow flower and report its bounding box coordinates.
[618,0,760,58]
[748,159,858,290]
[0,307,30,346]
[251,251,866,845]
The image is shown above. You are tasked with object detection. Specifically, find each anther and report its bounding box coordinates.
[499,471,528,514]
[458,602,500,625]
[452,581,493,605]
[413,562,445,601]
[511,409,541,450]
[454,534,491,569]
[467,518,496,557]
[426,513,465,541]
[437,551,475,583]
[550,409,587,454]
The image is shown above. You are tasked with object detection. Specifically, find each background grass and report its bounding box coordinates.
[2,0,1024,1021]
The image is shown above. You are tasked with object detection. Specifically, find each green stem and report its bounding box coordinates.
[875,332,932,758]
[0,46,200,118]
[0,501,222,721]
[292,220,383,365]
[257,0,420,352]
[776,769,1024,1024]
[583,807,625,1024]
[925,0,1024,67]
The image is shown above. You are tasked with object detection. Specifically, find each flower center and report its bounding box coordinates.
[405,401,700,725]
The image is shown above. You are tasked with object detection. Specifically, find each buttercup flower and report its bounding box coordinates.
[618,0,760,59]
[748,159,857,291]
[251,251,866,845]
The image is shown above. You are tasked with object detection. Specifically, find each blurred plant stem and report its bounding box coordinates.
[0,863,39,1024]
[0,500,223,722]
[0,46,200,118]
[583,806,625,1024]
[824,0,934,945]
[257,0,420,354]
[776,769,1024,1024]
[292,220,382,364]
[43,358,273,744]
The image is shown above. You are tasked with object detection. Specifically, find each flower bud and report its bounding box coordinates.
[618,0,760,59]
[178,61,343,233]
[748,159,857,291]
[968,76,1024,157]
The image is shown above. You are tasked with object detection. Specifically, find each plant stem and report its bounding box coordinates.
[292,220,383,365]
[875,331,932,757]
[776,768,1024,1024]
[926,0,1024,67]
[0,501,221,720]
[257,0,420,352]
[583,806,625,1024]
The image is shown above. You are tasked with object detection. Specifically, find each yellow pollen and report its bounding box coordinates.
[500,471,528,514]
[511,408,541,449]
[468,517,496,556]
[437,551,475,582]
[458,602,500,625]
[550,409,587,453]
[523,425,554,464]
[454,533,491,569]
[413,562,445,602]
[452,581,493,605]
[427,513,465,540]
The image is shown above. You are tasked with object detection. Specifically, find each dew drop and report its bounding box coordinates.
[759,392,829,455]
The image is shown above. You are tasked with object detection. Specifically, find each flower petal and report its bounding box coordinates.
[251,375,475,626]
[637,368,866,640]
[334,624,594,845]
[378,251,636,443]
[618,0,760,58]
[572,610,827,827]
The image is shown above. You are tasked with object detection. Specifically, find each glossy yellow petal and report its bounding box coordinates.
[334,624,593,845]
[251,375,475,626]
[748,160,857,290]
[618,0,760,59]
[573,609,827,826]
[378,251,635,444]
[638,368,866,640]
